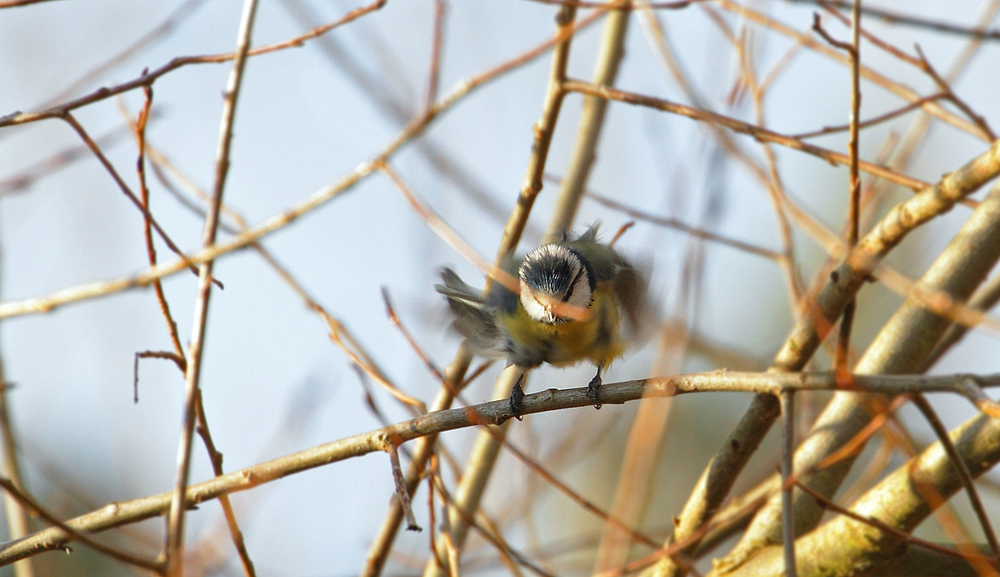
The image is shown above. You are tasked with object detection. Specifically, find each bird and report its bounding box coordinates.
[436,224,650,418]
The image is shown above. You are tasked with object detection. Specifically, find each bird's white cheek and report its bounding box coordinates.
[521,291,550,323]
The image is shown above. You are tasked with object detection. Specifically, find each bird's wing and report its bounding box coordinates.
[436,268,508,359]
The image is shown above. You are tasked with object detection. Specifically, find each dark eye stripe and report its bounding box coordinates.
[562,266,585,302]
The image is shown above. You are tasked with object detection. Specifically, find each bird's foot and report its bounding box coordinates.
[586,372,602,410]
[509,380,525,421]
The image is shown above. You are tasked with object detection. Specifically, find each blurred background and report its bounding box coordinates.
[0,0,998,575]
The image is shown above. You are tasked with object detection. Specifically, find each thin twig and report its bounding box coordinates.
[793,481,999,570]
[561,80,928,192]
[716,0,989,141]
[923,272,1000,370]
[134,351,186,402]
[382,288,445,382]
[826,0,862,385]
[567,180,785,262]
[525,0,700,7]
[818,0,997,145]
[327,308,428,412]
[0,0,64,7]
[872,264,1000,336]
[790,93,947,139]
[428,469,554,577]
[911,394,1000,557]
[422,0,446,114]
[0,0,387,128]
[192,390,258,577]
[386,442,421,532]
[0,8,604,323]
[38,0,211,107]
[646,139,1000,577]
[165,0,259,574]
[61,112,203,280]
[546,0,630,241]
[132,84,187,366]
[705,7,805,321]
[0,477,165,573]
[481,425,662,549]
[913,45,996,141]
[791,0,1000,41]
[0,120,149,196]
[137,143,388,577]
[424,4,586,575]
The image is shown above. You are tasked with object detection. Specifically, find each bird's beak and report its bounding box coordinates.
[535,293,591,322]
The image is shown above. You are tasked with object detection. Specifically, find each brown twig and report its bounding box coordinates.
[133,351,186,402]
[140,144,432,577]
[481,425,662,550]
[428,467,554,577]
[793,481,999,570]
[381,288,445,383]
[647,139,1000,577]
[813,396,908,471]
[704,6,806,321]
[191,389,258,577]
[0,0,388,128]
[0,8,604,324]
[568,180,784,262]
[545,0,631,241]
[132,84,187,368]
[716,0,989,141]
[0,0,63,7]
[817,2,997,144]
[164,0,259,573]
[523,0,705,8]
[378,162,503,287]
[0,120,150,196]
[386,441,421,532]
[791,0,1000,41]
[61,112,203,280]
[913,45,997,141]
[422,0,446,114]
[911,394,1000,557]
[38,0,211,108]
[561,80,929,192]
[923,273,1000,371]
[790,93,947,139]
[817,0,861,387]
[0,477,165,573]
[872,265,1000,336]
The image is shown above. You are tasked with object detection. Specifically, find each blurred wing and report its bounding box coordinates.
[610,252,658,346]
[436,268,507,359]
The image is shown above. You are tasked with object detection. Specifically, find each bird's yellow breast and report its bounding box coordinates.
[497,282,625,368]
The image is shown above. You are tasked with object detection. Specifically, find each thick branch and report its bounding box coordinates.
[1,370,997,567]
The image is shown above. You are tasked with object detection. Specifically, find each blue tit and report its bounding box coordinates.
[437,223,649,418]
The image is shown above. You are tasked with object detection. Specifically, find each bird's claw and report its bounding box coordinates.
[587,373,602,410]
[509,381,525,421]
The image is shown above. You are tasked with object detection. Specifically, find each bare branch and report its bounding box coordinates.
[1,370,998,566]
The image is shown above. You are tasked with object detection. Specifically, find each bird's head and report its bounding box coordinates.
[518,244,594,324]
